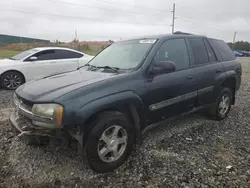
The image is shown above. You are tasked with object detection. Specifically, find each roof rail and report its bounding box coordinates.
[173,31,193,35]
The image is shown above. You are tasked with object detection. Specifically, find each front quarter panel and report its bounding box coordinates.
[61,91,145,130]
[0,60,29,80]
[53,70,146,129]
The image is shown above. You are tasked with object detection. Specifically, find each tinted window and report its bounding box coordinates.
[203,39,216,62]
[189,38,209,65]
[209,39,236,61]
[33,50,56,61]
[54,50,83,59]
[154,38,190,71]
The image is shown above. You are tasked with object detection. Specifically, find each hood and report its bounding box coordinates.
[16,69,115,102]
[0,59,23,67]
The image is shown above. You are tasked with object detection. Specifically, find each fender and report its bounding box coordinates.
[74,91,145,129]
[213,70,237,103]
[225,70,236,78]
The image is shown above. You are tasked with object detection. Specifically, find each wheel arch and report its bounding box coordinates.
[221,76,236,105]
[0,69,26,83]
[74,91,146,145]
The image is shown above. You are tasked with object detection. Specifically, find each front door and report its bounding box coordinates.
[24,50,60,81]
[144,38,197,124]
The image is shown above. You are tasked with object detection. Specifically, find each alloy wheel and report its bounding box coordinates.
[219,94,230,116]
[97,125,128,163]
[3,73,22,89]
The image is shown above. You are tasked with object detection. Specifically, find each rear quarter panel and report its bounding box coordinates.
[222,60,242,91]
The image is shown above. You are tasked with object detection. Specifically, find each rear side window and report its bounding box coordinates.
[154,38,190,71]
[208,39,236,61]
[189,38,209,66]
[54,50,83,59]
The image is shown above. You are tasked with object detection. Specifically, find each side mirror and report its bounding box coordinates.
[29,56,37,61]
[148,61,176,77]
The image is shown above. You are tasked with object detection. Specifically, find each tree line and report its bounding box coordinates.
[228,41,250,51]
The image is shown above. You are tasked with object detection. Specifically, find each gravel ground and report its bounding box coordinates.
[0,61,250,187]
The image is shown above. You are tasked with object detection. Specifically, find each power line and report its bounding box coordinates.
[177,16,233,31]
[94,0,168,13]
[0,8,167,26]
[48,0,165,17]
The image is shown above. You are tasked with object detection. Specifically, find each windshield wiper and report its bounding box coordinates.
[78,64,119,73]
[96,66,120,73]
[77,63,97,70]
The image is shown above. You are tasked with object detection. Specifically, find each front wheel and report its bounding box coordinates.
[0,71,24,90]
[85,111,135,173]
[209,87,233,120]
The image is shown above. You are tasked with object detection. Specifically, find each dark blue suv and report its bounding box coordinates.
[10,33,242,172]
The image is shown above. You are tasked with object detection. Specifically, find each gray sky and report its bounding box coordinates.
[1,0,250,42]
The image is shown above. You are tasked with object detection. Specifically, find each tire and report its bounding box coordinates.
[85,111,135,173]
[208,87,233,121]
[0,71,24,90]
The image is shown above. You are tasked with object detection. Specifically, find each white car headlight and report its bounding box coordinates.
[32,104,63,127]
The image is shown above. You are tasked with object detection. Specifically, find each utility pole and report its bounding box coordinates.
[75,29,78,41]
[171,3,176,33]
[20,37,23,51]
[232,31,237,50]
[74,29,78,50]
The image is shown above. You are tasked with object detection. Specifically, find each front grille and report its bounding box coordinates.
[14,110,40,130]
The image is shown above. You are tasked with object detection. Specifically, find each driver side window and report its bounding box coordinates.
[26,50,56,61]
[154,38,190,71]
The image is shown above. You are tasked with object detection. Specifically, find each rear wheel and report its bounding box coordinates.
[85,111,135,173]
[208,87,233,120]
[1,71,24,90]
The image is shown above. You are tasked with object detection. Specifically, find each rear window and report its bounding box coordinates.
[208,39,236,61]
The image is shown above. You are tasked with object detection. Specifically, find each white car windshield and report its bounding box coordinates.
[88,39,156,69]
[11,49,39,60]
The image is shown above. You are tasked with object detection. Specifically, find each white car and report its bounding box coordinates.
[0,47,94,90]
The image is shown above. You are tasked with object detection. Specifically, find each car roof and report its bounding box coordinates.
[124,32,206,41]
[33,47,84,53]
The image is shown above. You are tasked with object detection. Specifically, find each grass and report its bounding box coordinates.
[81,48,102,56]
[0,50,20,58]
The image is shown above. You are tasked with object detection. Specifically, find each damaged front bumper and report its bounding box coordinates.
[10,111,60,138]
[9,110,83,146]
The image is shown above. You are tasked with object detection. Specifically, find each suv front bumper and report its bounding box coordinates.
[9,110,83,146]
[9,110,59,138]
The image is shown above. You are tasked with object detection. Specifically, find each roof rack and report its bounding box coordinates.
[173,31,193,35]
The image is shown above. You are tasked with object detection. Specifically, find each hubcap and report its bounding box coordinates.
[219,94,230,116]
[97,125,128,163]
[3,74,21,89]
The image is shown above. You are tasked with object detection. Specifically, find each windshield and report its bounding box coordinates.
[88,39,156,69]
[11,49,39,60]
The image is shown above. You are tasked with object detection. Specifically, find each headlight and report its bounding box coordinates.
[32,104,63,127]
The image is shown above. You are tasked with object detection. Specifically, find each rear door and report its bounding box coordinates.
[187,37,225,105]
[53,50,82,73]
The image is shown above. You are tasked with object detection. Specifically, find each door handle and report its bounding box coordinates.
[216,68,223,73]
[186,75,194,81]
